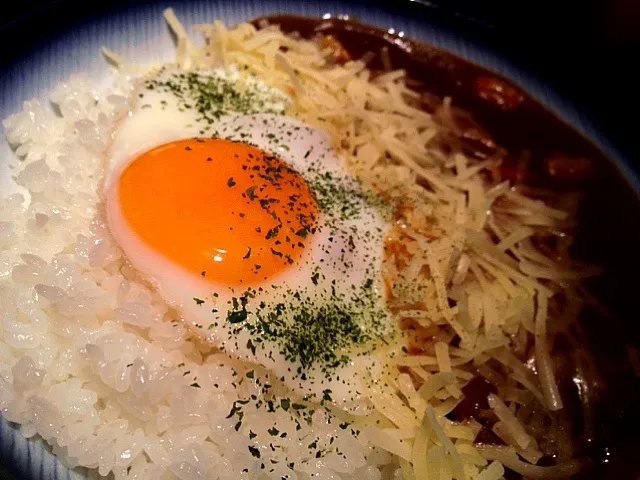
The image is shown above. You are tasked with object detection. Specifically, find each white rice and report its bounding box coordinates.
[0,73,390,480]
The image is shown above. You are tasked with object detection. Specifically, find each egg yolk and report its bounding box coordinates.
[118,138,318,285]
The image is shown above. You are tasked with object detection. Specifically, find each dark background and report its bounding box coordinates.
[1,0,639,169]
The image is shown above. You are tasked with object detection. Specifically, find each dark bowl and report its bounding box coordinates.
[1,1,639,479]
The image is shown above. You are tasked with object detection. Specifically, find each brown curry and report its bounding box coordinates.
[253,15,640,479]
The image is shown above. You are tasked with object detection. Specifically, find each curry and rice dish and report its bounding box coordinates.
[0,9,636,480]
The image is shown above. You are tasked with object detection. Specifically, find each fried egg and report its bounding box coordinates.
[104,68,396,407]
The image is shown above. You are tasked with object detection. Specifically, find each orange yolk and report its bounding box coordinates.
[118,138,318,285]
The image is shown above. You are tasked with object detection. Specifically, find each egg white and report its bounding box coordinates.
[104,68,397,407]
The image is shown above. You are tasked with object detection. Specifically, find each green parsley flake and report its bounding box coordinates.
[144,69,287,125]
[223,279,391,375]
[248,446,261,458]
